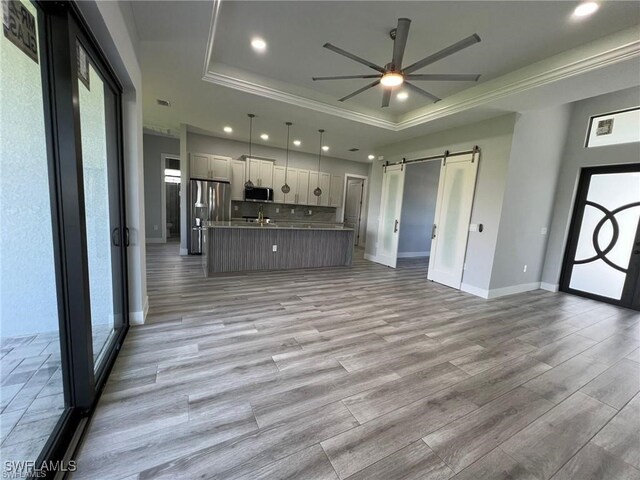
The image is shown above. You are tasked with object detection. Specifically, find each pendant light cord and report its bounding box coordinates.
[284,122,292,184]
[317,129,324,186]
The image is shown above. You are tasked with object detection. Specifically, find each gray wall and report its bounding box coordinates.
[367,114,517,291]
[541,86,640,287]
[489,105,572,290]
[398,161,440,257]
[143,133,180,239]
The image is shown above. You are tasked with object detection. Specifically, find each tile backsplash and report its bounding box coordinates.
[232,201,339,222]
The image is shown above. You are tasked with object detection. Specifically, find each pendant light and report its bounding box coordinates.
[244,113,255,189]
[281,122,292,194]
[314,129,324,197]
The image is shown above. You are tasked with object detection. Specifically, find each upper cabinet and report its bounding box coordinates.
[230,160,245,201]
[245,157,274,188]
[189,153,231,181]
[329,175,343,208]
[308,172,331,206]
[273,166,286,203]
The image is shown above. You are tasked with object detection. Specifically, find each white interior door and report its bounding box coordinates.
[428,153,479,289]
[344,179,364,244]
[376,164,406,268]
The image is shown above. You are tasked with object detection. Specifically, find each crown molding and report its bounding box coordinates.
[397,33,640,129]
[202,4,640,132]
[201,71,398,130]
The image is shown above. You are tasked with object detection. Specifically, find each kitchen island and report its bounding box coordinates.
[203,221,355,275]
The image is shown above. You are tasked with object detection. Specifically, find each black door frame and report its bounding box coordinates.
[30,1,130,474]
[560,163,640,310]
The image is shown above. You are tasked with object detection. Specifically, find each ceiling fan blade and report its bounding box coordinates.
[338,80,380,102]
[312,74,382,81]
[406,73,481,82]
[403,34,481,74]
[404,82,441,103]
[381,88,391,108]
[323,43,386,74]
[392,18,411,70]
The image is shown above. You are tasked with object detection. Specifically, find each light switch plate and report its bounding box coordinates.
[234,205,238,211]
[541,227,548,235]
[469,224,478,232]
[275,208,279,213]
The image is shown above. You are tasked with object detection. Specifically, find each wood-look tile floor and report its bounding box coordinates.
[73,241,640,480]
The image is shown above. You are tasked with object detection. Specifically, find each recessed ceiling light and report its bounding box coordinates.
[322,145,329,152]
[573,2,599,17]
[293,140,301,146]
[397,92,409,101]
[368,154,375,160]
[251,37,267,52]
[260,133,269,140]
[223,126,233,133]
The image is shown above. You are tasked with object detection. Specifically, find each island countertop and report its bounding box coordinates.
[205,221,354,231]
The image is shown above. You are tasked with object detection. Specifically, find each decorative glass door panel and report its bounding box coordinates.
[562,165,640,308]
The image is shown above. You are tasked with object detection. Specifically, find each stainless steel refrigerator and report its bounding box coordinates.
[188,179,231,254]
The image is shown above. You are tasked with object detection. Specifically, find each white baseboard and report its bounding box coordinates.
[540,282,559,292]
[487,282,541,299]
[130,296,149,325]
[130,310,145,325]
[397,251,430,258]
[461,281,542,299]
[146,237,165,244]
[460,283,490,299]
[180,248,189,256]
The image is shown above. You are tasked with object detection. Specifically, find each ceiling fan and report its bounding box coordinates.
[313,18,482,107]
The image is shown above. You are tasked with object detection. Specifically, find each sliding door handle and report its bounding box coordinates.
[394,219,399,233]
[111,227,121,246]
[124,227,130,247]
[432,224,437,239]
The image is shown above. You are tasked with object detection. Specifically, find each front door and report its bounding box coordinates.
[560,164,640,309]
[376,165,406,268]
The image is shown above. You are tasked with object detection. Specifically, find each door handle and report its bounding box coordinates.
[111,227,121,246]
[394,219,399,233]
[125,227,130,247]
[432,224,437,239]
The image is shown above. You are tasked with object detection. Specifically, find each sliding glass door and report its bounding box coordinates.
[1,1,129,475]
[75,30,127,373]
[0,0,66,468]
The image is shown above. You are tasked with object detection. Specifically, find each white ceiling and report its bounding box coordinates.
[131,1,640,162]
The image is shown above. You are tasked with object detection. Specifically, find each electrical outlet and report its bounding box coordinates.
[308,210,312,215]
[154,225,158,231]
[291,209,295,214]
[272,245,277,252]
[234,205,238,211]
[523,265,527,272]
[275,208,279,213]
[541,227,547,235]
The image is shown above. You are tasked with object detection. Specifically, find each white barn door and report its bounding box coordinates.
[428,153,478,289]
[376,164,406,268]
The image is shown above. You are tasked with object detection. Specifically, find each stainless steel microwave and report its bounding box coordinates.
[244,187,273,202]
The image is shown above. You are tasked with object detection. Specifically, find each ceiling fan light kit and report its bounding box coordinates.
[313,18,482,108]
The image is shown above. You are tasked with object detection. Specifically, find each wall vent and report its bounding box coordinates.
[348,147,359,152]
[156,99,171,107]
